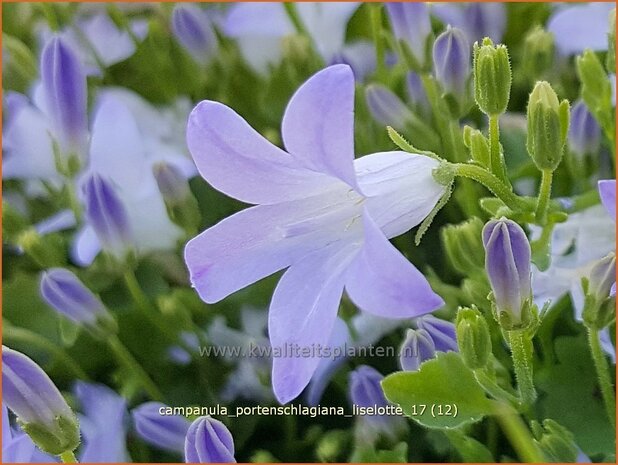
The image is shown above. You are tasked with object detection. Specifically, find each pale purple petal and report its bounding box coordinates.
[185,181,361,303]
[331,41,376,82]
[3,432,57,463]
[416,315,459,353]
[365,84,414,130]
[355,151,445,238]
[269,243,358,403]
[171,4,217,64]
[345,212,444,318]
[35,210,76,235]
[185,416,235,463]
[281,64,360,190]
[223,3,292,37]
[132,402,190,454]
[432,3,506,43]
[71,226,101,267]
[187,100,335,205]
[548,3,615,55]
[386,2,432,64]
[598,180,616,221]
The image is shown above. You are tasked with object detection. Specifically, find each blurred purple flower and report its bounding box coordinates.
[184,416,235,463]
[74,382,129,462]
[569,100,601,157]
[40,37,88,158]
[598,179,616,221]
[432,3,506,44]
[399,328,436,371]
[483,218,532,324]
[40,268,112,331]
[132,402,190,454]
[432,26,470,99]
[365,84,414,130]
[2,405,57,463]
[405,71,431,117]
[172,4,217,65]
[385,2,432,66]
[184,64,445,403]
[548,3,615,55]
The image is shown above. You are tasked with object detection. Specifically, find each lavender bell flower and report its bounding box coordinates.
[482,218,532,327]
[2,405,57,463]
[2,346,80,456]
[133,402,190,454]
[171,4,217,65]
[40,36,88,160]
[40,268,114,334]
[432,3,507,44]
[74,382,129,462]
[386,2,432,68]
[415,314,459,353]
[399,328,436,371]
[365,84,414,131]
[184,416,235,463]
[432,26,470,100]
[548,3,615,55]
[405,72,431,118]
[569,100,601,157]
[184,64,446,403]
[82,173,133,260]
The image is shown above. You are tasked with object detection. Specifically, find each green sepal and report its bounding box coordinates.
[19,414,80,456]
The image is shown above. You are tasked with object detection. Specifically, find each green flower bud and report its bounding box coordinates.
[441,217,485,276]
[522,26,555,81]
[576,50,612,121]
[607,9,616,72]
[456,307,492,369]
[463,126,490,168]
[531,419,578,463]
[316,429,348,462]
[473,38,512,116]
[526,81,570,171]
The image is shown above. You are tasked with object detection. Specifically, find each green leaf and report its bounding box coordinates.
[351,442,408,463]
[381,352,494,429]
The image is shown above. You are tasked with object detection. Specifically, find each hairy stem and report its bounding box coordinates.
[587,326,616,429]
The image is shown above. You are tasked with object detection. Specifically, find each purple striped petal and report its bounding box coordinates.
[184,416,235,463]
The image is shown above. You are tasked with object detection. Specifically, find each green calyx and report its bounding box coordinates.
[19,414,80,456]
[456,306,492,370]
[473,38,512,116]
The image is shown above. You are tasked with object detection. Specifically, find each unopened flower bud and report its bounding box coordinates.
[531,419,578,463]
[171,4,217,65]
[184,416,235,463]
[456,307,491,369]
[433,27,471,102]
[132,402,190,454]
[365,84,414,131]
[40,268,116,335]
[415,315,459,353]
[582,252,616,329]
[405,72,430,117]
[40,36,87,162]
[2,346,80,456]
[441,217,486,276]
[463,125,491,168]
[399,328,435,371]
[526,81,570,171]
[482,218,532,328]
[82,173,133,260]
[386,2,432,69]
[522,26,555,80]
[576,50,612,120]
[568,100,601,157]
[473,38,511,116]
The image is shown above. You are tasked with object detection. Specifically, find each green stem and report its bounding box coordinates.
[452,163,528,211]
[59,450,78,463]
[107,334,164,401]
[587,326,616,429]
[489,114,509,185]
[508,330,537,406]
[3,325,89,380]
[370,4,386,81]
[535,169,553,225]
[283,3,309,38]
[493,402,545,463]
[474,368,521,408]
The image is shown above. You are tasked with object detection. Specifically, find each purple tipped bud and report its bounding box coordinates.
[482,218,532,326]
[349,365,388,409]
[598,179,616,221]
[184,416,235,463]
[588,253,616,301]
[153,162,191,205]
[399,329,436,371]
[2,346,80,455]
[415,315,459,353]
[433,26,471,98]
[385,3,432,67]
[171,5,217,65]
[405,72,430,116]
[40,36,87,157]
[132,402,190,454]
[82,173,133,260]
[365,84,413,130]
[569,100,601,157]
[40,268,113,332]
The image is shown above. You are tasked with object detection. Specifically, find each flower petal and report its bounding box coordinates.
[355,151,445,238]
[345,211,444,318]
[598,180,616,221]
[548,3,614,55]
[185,182,362,303]
[281,64,359,189]
[269,243,358,403]
[71,226,101,267]
[187,100,334,205]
